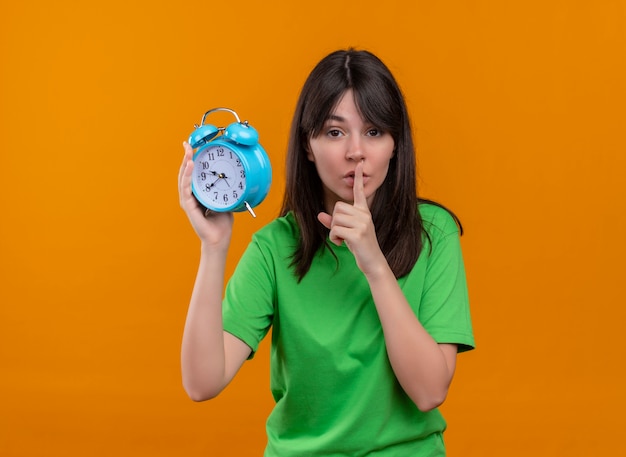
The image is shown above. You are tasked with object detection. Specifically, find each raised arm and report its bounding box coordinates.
[318,161,457,411]
[178,142,251,401]
[362,267,457,412]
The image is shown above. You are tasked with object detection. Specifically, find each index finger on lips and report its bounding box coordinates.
[353,160,367,208]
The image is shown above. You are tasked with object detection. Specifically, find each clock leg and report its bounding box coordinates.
[244,201,257,218]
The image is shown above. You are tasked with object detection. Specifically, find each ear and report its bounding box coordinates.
[305,141,315,162]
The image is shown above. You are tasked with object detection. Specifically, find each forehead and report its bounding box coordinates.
[325,90,364,122]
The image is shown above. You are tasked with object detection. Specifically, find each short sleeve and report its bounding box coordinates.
[412,206,475,352]
[222,237,275,358]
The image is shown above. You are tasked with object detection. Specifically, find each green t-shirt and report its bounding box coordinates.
[223,203,474,456]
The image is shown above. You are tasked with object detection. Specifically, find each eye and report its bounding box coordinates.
[366,128,382,137]
[327,129,343,137]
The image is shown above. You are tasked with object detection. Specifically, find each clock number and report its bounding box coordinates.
[238,182,243,190]
[240,170,246,178]
[214,192,218,200]
[201,161,210,170]
[236,159,241,167]
[223,194,228,203]
[217,147,224,157]
[233,191,238,199]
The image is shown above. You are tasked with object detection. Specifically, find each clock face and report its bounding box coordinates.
[192,144,246,209]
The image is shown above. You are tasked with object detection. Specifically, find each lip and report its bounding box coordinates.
[343,171,369,186]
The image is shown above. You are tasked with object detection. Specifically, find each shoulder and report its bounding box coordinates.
[233,214,299,281]
[418,202,461,239]
[251,212,300,249]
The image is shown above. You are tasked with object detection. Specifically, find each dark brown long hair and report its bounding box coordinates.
[280,49,457,281]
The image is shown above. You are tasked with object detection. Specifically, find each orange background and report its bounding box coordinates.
[1,1,625,455]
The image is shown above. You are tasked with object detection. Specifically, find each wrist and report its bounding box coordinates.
[363,255,394,283]
[200,240,230,257]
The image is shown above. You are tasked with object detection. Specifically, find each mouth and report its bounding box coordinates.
[344,170,369,178]
[343,171,369,186]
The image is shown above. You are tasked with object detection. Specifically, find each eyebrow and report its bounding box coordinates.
[325,114,346,123]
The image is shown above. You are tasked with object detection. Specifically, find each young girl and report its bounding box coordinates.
[178,49,474,456]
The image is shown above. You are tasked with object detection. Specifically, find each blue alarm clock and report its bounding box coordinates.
[188,108,272,217]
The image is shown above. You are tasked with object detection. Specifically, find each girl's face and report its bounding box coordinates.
[307,89,395,213]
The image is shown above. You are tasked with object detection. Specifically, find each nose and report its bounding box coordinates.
[346,134,364,161]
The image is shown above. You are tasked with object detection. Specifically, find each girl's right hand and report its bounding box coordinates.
[178,141,234,250]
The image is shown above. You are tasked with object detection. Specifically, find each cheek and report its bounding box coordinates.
[307,136,330,163]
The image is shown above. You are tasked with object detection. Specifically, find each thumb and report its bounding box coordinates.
[317,212,332,230]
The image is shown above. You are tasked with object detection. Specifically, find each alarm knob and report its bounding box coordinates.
[188,124,219,148]
[224,122,259,146]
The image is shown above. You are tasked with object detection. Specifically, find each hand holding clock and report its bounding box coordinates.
[179,141,233,250]
[317,161,387,277]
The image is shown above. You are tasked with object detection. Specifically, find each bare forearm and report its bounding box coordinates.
[181,244,229,401]
[366,265,455,412]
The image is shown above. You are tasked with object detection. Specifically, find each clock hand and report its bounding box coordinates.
[209,170,229,179]
[207,177,221,188]
[214,171,231,187]
[206,171,230,190]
